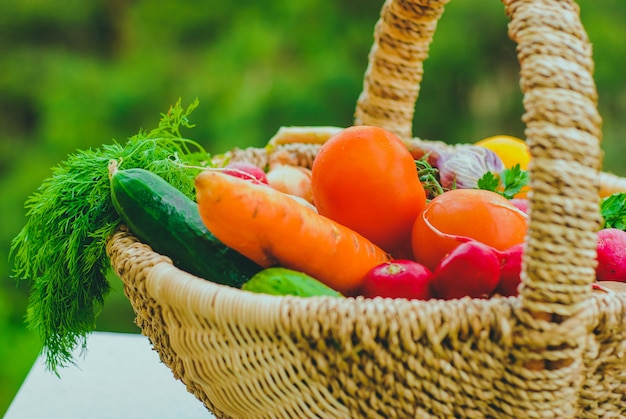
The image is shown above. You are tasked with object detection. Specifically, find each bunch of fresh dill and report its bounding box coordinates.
[10,98,210,371]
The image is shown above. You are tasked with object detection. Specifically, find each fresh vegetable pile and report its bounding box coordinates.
[10,100,626,371]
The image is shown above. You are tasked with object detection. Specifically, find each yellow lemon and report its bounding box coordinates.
[474,135,531,170]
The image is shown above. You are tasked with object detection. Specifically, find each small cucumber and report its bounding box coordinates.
[109,163,261,288]
[242,267,343,297]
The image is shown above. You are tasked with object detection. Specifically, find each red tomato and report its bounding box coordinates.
[311,125,427,257]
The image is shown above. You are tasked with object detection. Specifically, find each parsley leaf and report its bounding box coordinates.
[500,165,529,199]
[600,192,626,230]
[477,164,529,200]
[476,171,500,193]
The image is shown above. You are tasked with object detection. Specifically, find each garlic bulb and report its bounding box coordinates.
[438,146,505,190]
[266,164,314,203]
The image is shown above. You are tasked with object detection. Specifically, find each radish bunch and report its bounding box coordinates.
[359,240,524,300]
[359,228,626,301]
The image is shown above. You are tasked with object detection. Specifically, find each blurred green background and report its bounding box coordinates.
[2,0,625,414]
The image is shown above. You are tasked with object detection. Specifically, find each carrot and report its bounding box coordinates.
[195,170,391,295]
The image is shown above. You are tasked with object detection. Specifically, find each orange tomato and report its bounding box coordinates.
[311,125,427,257]
[412,189,528,271]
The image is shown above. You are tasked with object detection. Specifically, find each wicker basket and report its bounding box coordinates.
[106,0,626,417]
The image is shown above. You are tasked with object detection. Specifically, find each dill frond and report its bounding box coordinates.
[10,98,208,371]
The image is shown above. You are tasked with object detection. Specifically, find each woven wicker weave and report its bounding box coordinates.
[106,0,626,417]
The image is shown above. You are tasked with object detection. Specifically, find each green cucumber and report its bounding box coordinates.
[242,267,343,297]
[109,163,261,287]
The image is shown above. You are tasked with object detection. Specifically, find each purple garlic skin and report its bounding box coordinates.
[438,146,505,190]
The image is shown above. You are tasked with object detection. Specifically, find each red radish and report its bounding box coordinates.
[493,243,524,297]
[223,161,268,184]
[431,240,501,299]
[359,260,434,300]
[596,228,626,282]
[510,198,529,214]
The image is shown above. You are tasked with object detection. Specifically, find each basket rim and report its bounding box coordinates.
[108,226,625,335]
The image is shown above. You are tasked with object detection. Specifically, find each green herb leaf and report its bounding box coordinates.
[476,171,500,192]
[477,164,528,200]
[600,192,626,230]
[500,164,529,200]
[10,98,207,372]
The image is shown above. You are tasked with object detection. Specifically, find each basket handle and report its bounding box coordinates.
[356,0,602,321]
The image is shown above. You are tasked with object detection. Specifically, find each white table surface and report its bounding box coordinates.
[5,331,214,419]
